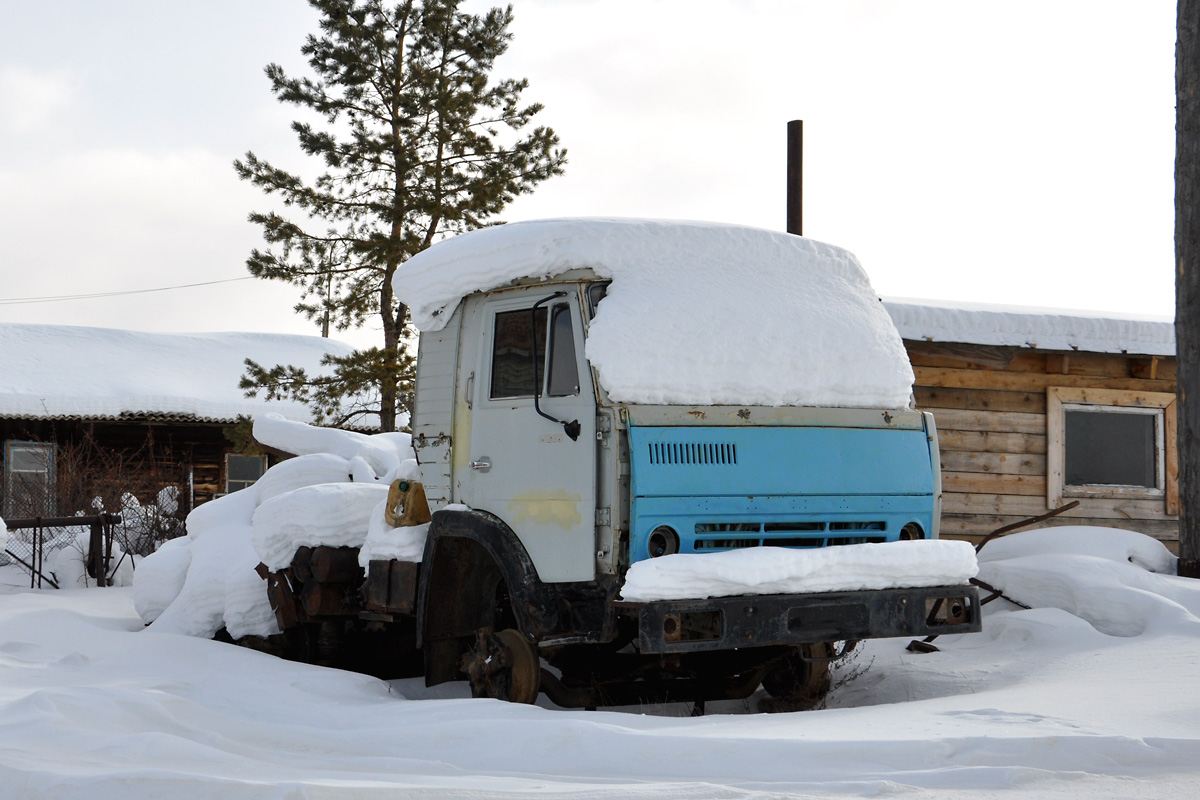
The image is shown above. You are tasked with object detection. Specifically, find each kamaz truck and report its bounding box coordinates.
[259,219,981,709]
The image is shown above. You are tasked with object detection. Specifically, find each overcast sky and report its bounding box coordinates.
[0,1,1177,349]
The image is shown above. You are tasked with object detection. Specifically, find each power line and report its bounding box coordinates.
[0,276,256,306]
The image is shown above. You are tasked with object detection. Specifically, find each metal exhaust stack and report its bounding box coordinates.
[787,120,803,236]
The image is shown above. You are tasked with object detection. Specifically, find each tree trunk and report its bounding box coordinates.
[1178,0,1200,577]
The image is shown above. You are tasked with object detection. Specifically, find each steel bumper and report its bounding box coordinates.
[616,584,982,654]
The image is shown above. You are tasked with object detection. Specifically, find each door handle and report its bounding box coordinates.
[470,458,491,472]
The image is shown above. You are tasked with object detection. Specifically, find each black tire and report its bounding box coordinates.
[462,628,541,704]
[761,642,833,711]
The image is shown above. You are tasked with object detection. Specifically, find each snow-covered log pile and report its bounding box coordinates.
[133,415,420,639]
[975,526,1187,637]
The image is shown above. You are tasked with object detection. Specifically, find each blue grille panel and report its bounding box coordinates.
[628,425,937,563]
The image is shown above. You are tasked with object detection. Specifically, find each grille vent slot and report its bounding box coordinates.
[648,442,737,465]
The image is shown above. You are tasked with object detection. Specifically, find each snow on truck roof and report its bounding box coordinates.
[393,218,915,409]
[0,323,356,423]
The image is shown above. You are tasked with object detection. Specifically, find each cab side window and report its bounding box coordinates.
[490,308,546,399]
[547,304,580,396]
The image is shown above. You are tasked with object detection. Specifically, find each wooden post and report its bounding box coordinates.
[787,120,803,236]
[1177,0,1200,577]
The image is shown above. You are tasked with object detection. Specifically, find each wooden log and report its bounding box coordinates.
[310,546,363,584]
[913,365,1175,394]
[942,472,1047,497]
[904,342,1021,371]
[300,580,355,617]
[915,387,1047,414]
[938,430,1047,455]
[942,493,1175,521]
[1132,357,1177,382]
[940,451,1045,476]
[363,559,418,615]
[924,408,1045,435]
[939,513,1180,542]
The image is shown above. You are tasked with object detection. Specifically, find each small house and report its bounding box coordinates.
[885,299,1178,550]
[0,322,358,520]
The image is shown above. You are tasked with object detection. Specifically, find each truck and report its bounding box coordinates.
[257,219,981,710]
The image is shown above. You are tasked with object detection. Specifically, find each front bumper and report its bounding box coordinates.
[614,584,981,654]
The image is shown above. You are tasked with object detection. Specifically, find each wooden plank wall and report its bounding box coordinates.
[905,341,1179,548]
[0,418,242,514]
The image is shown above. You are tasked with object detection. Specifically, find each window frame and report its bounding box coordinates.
[2,440,56,518]
[488,306,548,401]
[225,453,267,495]
[1046,387,1178,514]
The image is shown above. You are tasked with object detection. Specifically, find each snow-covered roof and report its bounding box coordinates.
[0,323,356,424]
[395,218,914,409]
[884,298,1175,356]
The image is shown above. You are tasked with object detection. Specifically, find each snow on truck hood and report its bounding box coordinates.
[393,218,915,409]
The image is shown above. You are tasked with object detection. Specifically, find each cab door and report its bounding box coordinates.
[458,286,597,583]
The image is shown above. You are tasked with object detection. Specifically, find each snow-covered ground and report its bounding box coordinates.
[0,527,1197,799]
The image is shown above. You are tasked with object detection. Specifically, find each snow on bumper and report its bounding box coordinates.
[619,539,978,602]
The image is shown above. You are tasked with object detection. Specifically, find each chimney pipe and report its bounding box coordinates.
[787,120,803,236]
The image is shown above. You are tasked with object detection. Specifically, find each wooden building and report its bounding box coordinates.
[885,300,1178,549]
[0,323,359,521]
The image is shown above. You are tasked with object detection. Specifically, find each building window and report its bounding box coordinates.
[3,441,56,518]
[226,454,267,494]
[1047,387,1177,514]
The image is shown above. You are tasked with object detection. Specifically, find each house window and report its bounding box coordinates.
[3,441,55,518]
[1047,387,1177,514]
[226,454,267,494]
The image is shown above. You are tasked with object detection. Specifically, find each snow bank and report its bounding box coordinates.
[47,530,135,588]
[359,505,429,567]
[976,527,1195,637]
[252,483,389,570]
[619,539,978,602]
[135,417,418,638]
[0,322,361,422]
[884,297,1175,356]
[977,525,1177,574]
[394,218,914,409]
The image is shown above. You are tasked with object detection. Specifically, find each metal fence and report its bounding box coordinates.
[3,514,123,589]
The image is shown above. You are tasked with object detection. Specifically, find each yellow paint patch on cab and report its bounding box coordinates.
[509,490,583,529]
[451,397,472,478]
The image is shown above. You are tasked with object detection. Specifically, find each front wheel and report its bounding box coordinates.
[761,642,833,711]
[461,628,541,704]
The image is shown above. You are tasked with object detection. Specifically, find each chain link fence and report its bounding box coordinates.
[2,435,187,586]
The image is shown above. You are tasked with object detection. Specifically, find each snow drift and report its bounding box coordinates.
[133,415,419,638]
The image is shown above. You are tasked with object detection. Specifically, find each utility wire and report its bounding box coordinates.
[0,276,256,305]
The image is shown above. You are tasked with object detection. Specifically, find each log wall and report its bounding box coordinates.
[0,418,255,515]
[906,341,1180,549]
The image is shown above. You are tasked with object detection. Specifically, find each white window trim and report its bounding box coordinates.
[1046,387,1178,515]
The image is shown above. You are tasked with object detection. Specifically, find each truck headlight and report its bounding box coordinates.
[647,526,680,558]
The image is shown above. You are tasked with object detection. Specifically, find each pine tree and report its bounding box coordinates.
[235,0,566,431]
